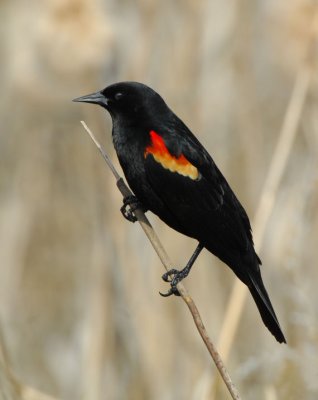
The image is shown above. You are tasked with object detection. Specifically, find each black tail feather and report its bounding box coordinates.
[248,273,286,343]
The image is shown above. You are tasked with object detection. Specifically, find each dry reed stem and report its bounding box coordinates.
[19,386,59,400]
[0,329,59,400]
[80,121,242,400]
[210,10,318,397]
[216,65,311,362]
[216,8,316,361]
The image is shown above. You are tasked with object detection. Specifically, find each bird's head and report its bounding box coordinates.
[73,81,169,126]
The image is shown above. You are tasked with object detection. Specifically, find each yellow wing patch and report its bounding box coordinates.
[144,131,199,180]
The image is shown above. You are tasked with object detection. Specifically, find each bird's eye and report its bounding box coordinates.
[114,92,123,100]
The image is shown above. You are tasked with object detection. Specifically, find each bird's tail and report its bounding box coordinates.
[248,271,286,343]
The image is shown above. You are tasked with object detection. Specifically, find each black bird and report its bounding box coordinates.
[74,82,286,343]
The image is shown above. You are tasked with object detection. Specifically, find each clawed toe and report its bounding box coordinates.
[159,286,180,297]
[161,269,180,282]
[160,245,203,297]
[120,195,145,223]
[120,203,137,222]
[160,268,184,297]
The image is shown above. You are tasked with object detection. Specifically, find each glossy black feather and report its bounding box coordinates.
[74,81,286,343]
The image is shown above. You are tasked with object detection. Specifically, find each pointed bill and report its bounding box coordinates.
[73,91,107,106]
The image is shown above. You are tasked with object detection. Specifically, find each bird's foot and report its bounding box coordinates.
[159,267,190,297]
[120,195,145,223]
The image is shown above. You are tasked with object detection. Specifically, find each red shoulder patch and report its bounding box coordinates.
[144,130,199,180]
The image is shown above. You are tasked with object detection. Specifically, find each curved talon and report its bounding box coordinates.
[161,268,183,297]
[161,244,203,298]
[120,203,137,222]
[161,269,179,282]
[161,266,192,297]
[159,286,180,297]
[120,195,144,223]
[159,289,173,297]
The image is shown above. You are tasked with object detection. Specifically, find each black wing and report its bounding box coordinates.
[144,122,255,276]
[143,122,286,343]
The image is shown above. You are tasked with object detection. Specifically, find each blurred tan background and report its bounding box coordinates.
[0,0,317,399]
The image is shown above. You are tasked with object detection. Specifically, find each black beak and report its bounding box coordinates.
[73,91,107,107]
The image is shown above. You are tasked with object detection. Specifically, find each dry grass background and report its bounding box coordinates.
[0,0,317,399]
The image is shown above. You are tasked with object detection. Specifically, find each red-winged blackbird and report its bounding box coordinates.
[74,82,286,343]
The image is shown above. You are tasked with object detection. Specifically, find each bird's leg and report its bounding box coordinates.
[160,243,204,297]
[120,195,147,223]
